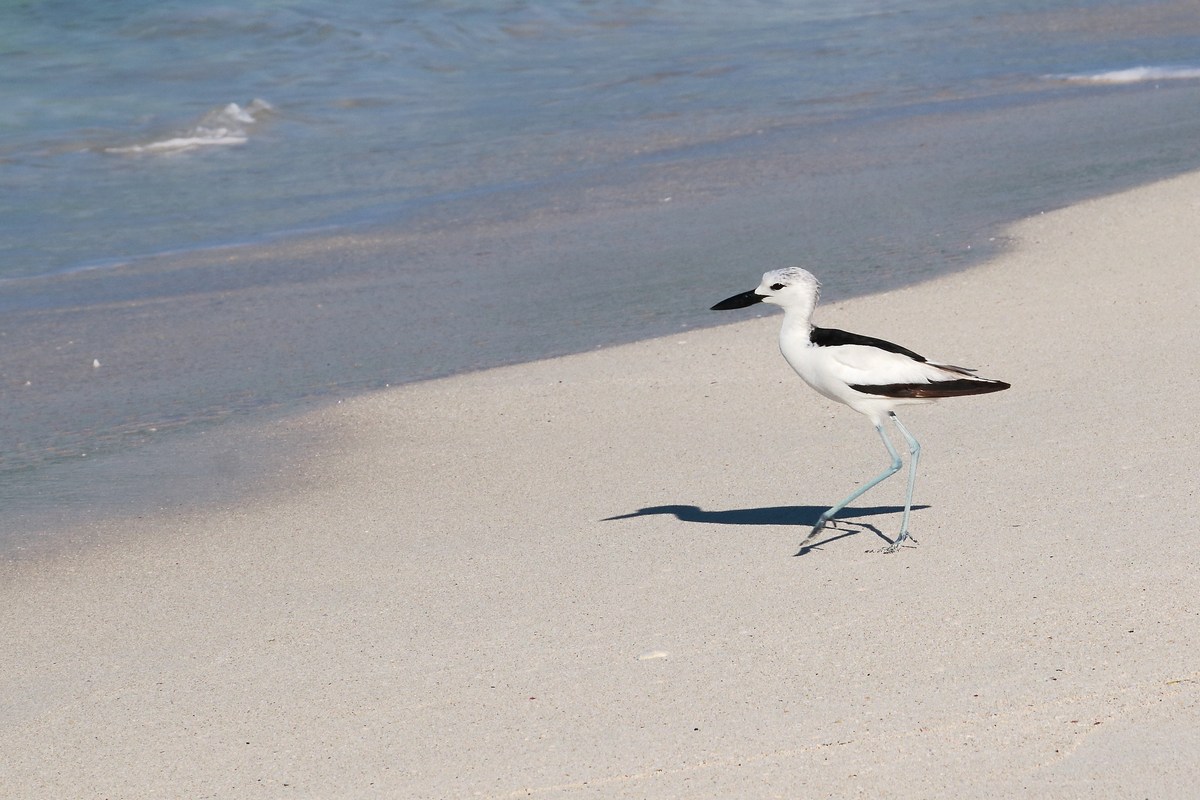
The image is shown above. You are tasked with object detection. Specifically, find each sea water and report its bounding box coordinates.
[3,0,1200,509]
[5,0,1200,280]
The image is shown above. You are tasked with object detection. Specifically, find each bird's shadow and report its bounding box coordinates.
[601,503,929,555]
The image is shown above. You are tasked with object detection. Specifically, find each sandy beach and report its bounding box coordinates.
[3,169,1199,797]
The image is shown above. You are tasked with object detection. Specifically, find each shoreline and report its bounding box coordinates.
[3,169,1199,796]
[6,80,1200,492]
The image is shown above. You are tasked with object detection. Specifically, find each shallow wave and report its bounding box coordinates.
[1052,65,1200,84]
[105,99,273,155]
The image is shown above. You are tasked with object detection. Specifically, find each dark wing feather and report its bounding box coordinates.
[811,327,927,363]
[849,379,1011,398]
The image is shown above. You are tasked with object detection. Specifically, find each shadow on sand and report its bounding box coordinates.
[602,503,929,554]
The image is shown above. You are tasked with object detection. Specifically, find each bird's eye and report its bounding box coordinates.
[770,283,785,291]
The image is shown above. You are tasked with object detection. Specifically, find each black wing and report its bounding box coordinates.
[849,379,1011,398]
[810,327,927,363]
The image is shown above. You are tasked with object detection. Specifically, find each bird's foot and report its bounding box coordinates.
[799,518,832,550]
[870,533,918,554]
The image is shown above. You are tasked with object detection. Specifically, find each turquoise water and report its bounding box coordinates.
[5,0,1200,280]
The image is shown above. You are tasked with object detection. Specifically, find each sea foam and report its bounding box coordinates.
[1053,65,1200,84]
[106,99,273,155]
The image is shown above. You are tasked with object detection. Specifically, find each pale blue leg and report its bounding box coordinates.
[879,412,921,553]
[800,422,901,549]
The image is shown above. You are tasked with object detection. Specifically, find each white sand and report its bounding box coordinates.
[3,171,1199,798]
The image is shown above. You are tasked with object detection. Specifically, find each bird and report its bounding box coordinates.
[711,266,1009,553]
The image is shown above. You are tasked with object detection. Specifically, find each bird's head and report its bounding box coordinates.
[710,267,820,311]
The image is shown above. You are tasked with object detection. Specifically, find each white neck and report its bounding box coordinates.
[778,298,816,332]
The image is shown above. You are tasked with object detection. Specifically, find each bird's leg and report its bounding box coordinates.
[801,422,902,549]
[878,412,921,553]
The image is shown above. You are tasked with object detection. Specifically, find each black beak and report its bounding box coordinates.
[710,289,766,311]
